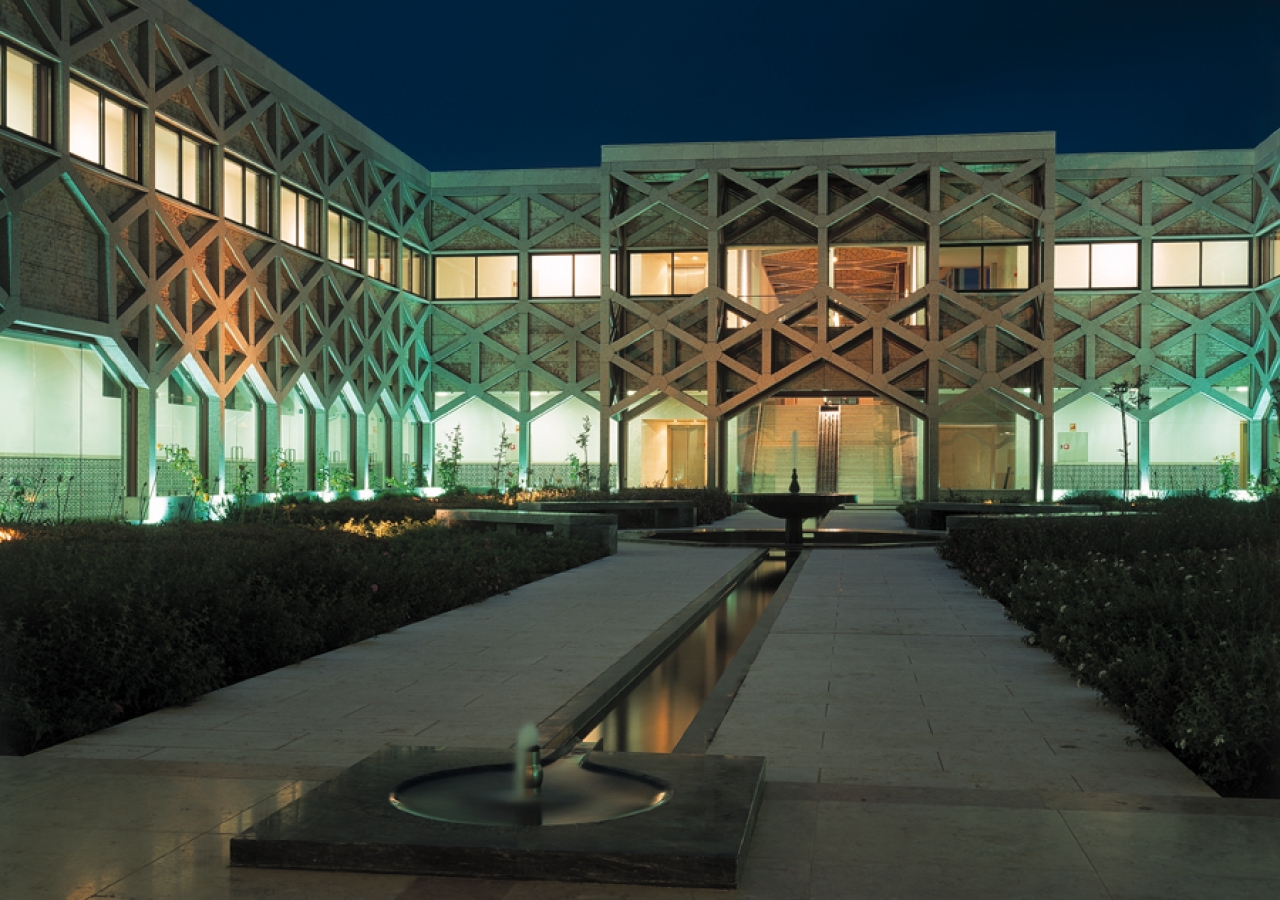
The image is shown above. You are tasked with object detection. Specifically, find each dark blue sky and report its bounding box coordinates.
[190,0,1280,173]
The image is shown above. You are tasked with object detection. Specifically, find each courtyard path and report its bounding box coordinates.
[0,509,1276,899]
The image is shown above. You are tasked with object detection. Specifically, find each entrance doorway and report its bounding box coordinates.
[667,423,706,487]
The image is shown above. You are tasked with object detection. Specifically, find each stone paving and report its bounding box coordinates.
[1,508,1277,899]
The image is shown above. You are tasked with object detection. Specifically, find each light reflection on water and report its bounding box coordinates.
[583,557,789,753]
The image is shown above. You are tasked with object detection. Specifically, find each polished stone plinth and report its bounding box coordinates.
[230,745,766,888]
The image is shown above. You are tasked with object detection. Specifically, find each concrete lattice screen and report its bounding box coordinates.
[0,0,1277,509]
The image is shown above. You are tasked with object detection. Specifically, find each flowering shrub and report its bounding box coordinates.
[0,520,605,754]
[940,496,1280,797]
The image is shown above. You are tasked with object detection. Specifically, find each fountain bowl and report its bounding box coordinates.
[733,492,857,521]
[390,755,670,826]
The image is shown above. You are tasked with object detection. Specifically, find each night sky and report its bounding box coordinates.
[188,0,1280,173]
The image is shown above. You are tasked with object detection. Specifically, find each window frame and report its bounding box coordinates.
[326,207,362,271]
[154,119,211,208]
[223,154,270,233]
[1152,239,1251,289]
[367,226,396,284]
[1053,241,1140,291]
[938,243,1031,292]
[68,77,140,180]
[628,251,708,297]
[0,41,51,143]
[531,252,616,298]
[1260,228,1280,286]
[279,183,321,254]
[402,244,428,298]
[433,254,519,300]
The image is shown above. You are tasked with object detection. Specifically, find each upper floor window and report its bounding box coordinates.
[402,245,428,298]
[1153,240,1249,288]
[435,255,518,299]
[327,208,361,270]
[1261,229,1280,285]
[1055,242,1138,290]
[532,253,616,298]
[1,43,50,142]
[280,184,320,253]
[224,155,269,231]
[367,228,395,283]
[629,251,707,296]
[154,122,210,208]
[69,79,138,179]
[939,244,1029,291]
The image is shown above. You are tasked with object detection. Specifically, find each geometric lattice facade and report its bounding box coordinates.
[1,0,1278,508]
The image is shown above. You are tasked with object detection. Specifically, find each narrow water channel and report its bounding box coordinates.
[581,555,789,753]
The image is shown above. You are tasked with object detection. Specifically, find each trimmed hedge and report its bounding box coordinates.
[939,496,1280,797]
[0,519,605,755]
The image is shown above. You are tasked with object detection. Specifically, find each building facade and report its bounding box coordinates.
[1,0,1278,517]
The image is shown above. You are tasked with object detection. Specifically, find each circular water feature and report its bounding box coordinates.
[391,758,671,826]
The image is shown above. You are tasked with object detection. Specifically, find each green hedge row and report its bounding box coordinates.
[0,520,605,755]
[939,496,1280,797]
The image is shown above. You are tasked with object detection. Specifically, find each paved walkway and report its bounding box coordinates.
[1,509,1277,898]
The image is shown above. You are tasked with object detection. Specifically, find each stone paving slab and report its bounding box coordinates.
[2,508,1278,898]
[708,537,1216,796]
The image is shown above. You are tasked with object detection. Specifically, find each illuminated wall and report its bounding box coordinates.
[0,0,1277,512]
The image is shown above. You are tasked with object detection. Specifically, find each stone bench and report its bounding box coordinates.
[518,500,698,529]
[433,509,618,555]
[915,502,1101,531]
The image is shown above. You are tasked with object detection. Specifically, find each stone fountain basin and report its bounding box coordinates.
[733,493,857,520]
[230,744,766,888]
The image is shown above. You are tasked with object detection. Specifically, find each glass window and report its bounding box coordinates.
[69,79,138,179]
[939,244,1029,291]
[1151,240,1249,288]
[1054,242,1138,290]
[1152,242,1200,287]
[402,245,428,297]
[327,208,361,270]
[532,254,574,297]
[367,228,395,283]
[434,255,518,299]
[1201,241,1249,287]
[629,252,707,296]
[435,256,475,299]
[1090,243,1138,288]
[531,253,614,298]
[154,122,210,207]
[1,44,50,142]
[224,156,269,231]
[280,184,320,253]
[1261,229,1280,285]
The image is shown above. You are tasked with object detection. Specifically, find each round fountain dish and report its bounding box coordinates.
[391,759,671,826]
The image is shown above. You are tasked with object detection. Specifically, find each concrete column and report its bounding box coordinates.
[598,404,611,492]
[924,417,940,502]
[130,385,156,498]
[261,399,279,492]
[388,414,404,483]
[312,404,328,491]
[704,414,719,489]
[616,412,628,490]
[517,417,530,490]
[353,411,369,489]
[1137,418,1150,495]
[207,396,224,495]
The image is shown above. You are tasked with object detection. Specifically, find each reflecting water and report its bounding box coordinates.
[583,557,788,753]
